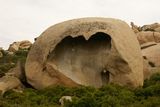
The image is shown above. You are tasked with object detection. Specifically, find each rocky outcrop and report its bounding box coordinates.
[130,22,141,33]
[140,42,157,49]
[0,61,28,95]
[130,22,160,79]
[137,31,160,45]
[139,40,160,79]
[141,23,160,31]
[25,18,143,89]
[143,58,160,80]
[143,59,151,80]
[0,76,23,96]
[130,22,160,45]
[131,22,160,32]
[8,40,32,52]
[155,27,160,33]
[142,43,160,67]
[19,40,32,50]
[6,61,26,82]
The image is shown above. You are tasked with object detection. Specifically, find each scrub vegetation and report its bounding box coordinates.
[0,50,160,107]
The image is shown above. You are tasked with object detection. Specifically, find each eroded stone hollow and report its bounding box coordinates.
[47,32,111,87]
[25,18,143,89]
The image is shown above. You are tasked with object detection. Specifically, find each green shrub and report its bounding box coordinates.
[0,49,160,107]
[0,63,15,77]
[143,73,160,88]
[0,49,28,75]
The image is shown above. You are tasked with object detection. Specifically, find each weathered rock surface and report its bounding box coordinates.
[8,40,32,52]
[25,18,143,89]
[141,23,160,31]
[130,22,140,33]
[140,42,157,49]
[137,31,160,44]
[143,60,160,80]
[141,42,160,79]
[130,22,160,33]
[6,61,26,82]
[143,59,151,80]
[131,22,160,79]
[19,40,32,50]
[0,76,23,96]
[142,43,160,67]
[154,27,160,33]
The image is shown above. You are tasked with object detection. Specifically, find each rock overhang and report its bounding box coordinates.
[25,17,143,89]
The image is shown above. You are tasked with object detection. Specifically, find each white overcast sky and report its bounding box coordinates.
[0,0,160,49]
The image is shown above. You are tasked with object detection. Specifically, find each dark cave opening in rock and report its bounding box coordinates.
[101,69,110,85]
[48,32,112,87]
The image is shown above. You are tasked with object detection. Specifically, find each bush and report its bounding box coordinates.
[143,73,160,88]
[0,49,28,75]
[0,63,15,77]
[0,76,160,107]
[0,49,160,107]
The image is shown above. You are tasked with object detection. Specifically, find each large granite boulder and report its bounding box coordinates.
[8,40,32,52]
[155,27,160,33]
[141,23,160,31]
[143,58,160,80]
[142,43,160,79]
[130,22,160,33]
[25,18,143,89]
[142,43,160,67]
[6,61,25,82]
[137,31,160,45]
[0,76,23,96]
